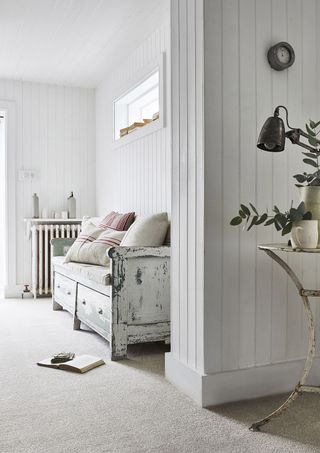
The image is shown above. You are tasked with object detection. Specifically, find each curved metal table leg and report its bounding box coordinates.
[249,249,316,432]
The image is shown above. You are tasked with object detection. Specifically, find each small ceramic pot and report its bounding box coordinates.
[291,220,318,249]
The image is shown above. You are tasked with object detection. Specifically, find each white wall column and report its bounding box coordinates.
[167,0,320,407]
[165,0,206,405]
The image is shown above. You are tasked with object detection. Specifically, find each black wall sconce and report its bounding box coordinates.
[257,105,319,153]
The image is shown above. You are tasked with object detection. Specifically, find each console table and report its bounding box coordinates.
[250,243,320,431]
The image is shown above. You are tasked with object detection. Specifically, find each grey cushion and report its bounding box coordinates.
[52,256,112,286]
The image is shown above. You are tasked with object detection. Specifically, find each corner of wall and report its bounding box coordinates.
[165,353,204,406]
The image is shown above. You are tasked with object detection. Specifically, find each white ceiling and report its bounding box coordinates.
[0,0,169,87]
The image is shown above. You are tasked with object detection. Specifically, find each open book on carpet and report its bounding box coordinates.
[37,355,105,373]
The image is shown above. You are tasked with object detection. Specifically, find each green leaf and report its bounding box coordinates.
[306,123,316,136]
[303,152,318,159]
[281,222,292,236]
[311,120,320,129]
[230,216,243,226]
[255,213,268,225]
[289,207,302,222]
[273,205,280,214]
[274,220,282,231]
[264,218,275,226]
[303,211,312,220]
[274,213,287,228]
[249,203,258,215]
[239,210,246,219]
[240,204,250,216]
[309,178,320,185]
[303,158,318,168]
[293,174,307,183]
[296,201,306,216]
[247,215,258,231]
[308,135,319,147]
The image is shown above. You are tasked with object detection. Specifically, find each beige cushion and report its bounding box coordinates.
[65,221,125,266]
[121,213,169,247]
[53,256,112,286]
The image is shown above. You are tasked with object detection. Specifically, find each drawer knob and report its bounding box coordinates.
[57,284,60,289]
[82,299,86,305]
[67,291,71,295]
[98,308,103,315]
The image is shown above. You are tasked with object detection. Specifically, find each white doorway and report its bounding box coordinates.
[0,112,6,297]
[0,100,17,298]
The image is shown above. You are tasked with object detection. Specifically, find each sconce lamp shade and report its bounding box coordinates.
[257,115,286,152]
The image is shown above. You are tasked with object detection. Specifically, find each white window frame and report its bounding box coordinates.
[111,52,166,149]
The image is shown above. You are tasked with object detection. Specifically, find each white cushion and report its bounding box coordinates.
[120,213,169,247]
[65,221,125,266]
[53,256,112,286]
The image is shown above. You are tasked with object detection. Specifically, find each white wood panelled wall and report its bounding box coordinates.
[205,0,320,372]
[95,15,171,216]
[0,79,95,294]
[167,0,320,406]
[165,0,206,406]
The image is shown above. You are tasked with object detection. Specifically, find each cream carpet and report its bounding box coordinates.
[1,299,320,453]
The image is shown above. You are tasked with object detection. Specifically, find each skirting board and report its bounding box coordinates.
[165,352,320,407]
[165,353,204,406]
[4,285,24,298]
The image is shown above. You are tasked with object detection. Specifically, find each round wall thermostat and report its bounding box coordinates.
[267,42,295,71]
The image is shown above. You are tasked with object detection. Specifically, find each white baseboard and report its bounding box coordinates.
[165,353,203,405]
[165,353,320,407]
[4,285,23,298]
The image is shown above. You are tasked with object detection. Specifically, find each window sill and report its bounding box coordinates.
[111,118,163,150]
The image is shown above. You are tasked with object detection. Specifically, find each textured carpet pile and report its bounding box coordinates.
[1,299,320,452]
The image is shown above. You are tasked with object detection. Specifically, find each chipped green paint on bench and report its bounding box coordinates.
[51,239,170,360]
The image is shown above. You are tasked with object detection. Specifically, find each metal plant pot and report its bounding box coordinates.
[299,186,320,246]
[299,186,320,218]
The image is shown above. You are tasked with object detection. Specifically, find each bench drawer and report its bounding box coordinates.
[76,284,111,337]
[54,272,76,312]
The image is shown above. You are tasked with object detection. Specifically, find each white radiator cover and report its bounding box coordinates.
[30,223,81,297]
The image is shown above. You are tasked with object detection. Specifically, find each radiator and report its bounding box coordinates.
[31,223,81,298]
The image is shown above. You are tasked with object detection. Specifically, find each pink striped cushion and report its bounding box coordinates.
[99,211,135,231]
[65,226,125,266]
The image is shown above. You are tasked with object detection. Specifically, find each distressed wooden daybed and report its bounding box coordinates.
[51,239,170,360]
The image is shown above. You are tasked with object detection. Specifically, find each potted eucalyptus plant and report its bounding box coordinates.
[295,119,320,219]
[230,119,320,248]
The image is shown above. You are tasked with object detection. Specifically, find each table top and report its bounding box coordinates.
[259,243,320,253]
